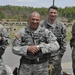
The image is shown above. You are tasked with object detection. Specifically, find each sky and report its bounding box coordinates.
[0,0,75,8]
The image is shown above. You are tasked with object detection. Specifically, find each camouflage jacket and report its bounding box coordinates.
[12,25,59,60]
[41,20,67,56]
[70,22,75,48]
[0,24,10,58]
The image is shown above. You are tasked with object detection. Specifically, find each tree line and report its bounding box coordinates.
[0,5,75,22]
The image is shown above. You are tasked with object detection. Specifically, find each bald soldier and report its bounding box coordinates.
[12,11,60,75]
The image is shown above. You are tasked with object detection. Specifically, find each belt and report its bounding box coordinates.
[21,55,48,64]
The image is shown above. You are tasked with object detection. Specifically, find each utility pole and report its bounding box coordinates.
[53,0,55,6]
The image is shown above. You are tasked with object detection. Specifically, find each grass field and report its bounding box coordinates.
[4,25,72,43]
[67,26,72,43]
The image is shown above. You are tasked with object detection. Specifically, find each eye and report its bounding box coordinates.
[49,12,53,14]
[31,19,39,21]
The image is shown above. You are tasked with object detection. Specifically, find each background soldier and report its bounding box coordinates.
[0,24,10,75]
[70,22,75,75]
[12,11,60,75]
[41,5,67,75]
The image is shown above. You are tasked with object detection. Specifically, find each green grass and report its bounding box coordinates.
[66,26,72,42]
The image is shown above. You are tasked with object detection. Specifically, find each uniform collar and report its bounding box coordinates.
[25,25,41,33]
[46,19,58,28]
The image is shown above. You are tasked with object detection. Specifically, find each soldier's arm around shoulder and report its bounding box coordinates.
[39,28,60,54]
[12,28,28,56]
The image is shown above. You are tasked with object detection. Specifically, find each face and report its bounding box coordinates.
[29,12,41,30]
[48,8,58,21]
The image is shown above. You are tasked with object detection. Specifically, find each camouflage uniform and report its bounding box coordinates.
[70,23,75,75]
[41,20,67,75]
[0,65,13,75]
[0,24,10,75]
[12,25,59,75]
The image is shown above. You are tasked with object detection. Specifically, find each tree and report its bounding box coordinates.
[0,11,5,20]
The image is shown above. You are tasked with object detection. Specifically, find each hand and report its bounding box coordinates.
[27,45,40,54]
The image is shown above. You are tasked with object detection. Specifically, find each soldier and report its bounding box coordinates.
[0,24,10,75]
[12,11,60,75]
[70,22,75,75]
[41,5,67,75]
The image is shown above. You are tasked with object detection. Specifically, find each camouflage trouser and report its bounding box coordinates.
[18,61,49,75]
[49,55,62,75]
[72,47,75,75]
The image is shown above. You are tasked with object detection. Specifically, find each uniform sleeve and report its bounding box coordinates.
[60,23,67,56]
[12,28,28,56]
[0,24,10,46]
[12,28,60,56]
[39,29,60,54]
[70,23,75,48]
[72,23,75,37]
[2,28,10,46]
[0,25,10,56]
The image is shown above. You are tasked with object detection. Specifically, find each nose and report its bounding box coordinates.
[34,20,37,23]
[52,13,55,16]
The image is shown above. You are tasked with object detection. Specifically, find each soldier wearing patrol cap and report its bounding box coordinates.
[12,11,60,75]
[41,5,67,75]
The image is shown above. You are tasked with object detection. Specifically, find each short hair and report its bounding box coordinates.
[48,5,58,12]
